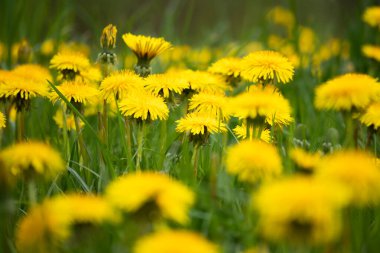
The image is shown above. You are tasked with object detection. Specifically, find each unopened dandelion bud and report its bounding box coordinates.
[100,24,117,50]
[17,39,32,64]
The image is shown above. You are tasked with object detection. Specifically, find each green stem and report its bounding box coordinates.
[74,114,89,166]
[16,110,25,142]
[61,107,70,160]
[136,122,146,171]
[102,99,108,146]
[159,120,167,168]
[191,144,200,178]
[27,179,37,206]
[124,117,134,171]
[343,112,354,148]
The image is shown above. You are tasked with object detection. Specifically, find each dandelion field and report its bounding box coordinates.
[2,1,380,253]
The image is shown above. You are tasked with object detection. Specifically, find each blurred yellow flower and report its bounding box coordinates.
[360,101,380,129]
[362,44,380,62]
[289,148,322,173]
[134,230,219,253]
[53,109,83,130]
[99,70,145,101]
[208,57,242,78]
[176,112,227,136]
[182,70,228,93]
[267,6,295,32]
[122,33,172,62]
[40,39,55,56]
[241,50,294,84]
[118,90,169,121]
[12,64,52,83]
[315,73,380,111]
[315,150,380,206]
[226,140,282,183]
[253,177,349,245]
[188,91,228,120]
[144,73,189,98]
[105,172,194,224]
[0,141,65,180]
[233,123,271,142]
[298,27,316,54]
[363,6,380,28]
[0,111,6,128]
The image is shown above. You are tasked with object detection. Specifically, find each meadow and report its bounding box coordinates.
[1,1,380,253]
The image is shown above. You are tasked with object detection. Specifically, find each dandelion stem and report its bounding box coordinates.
[136,121,146,171]
[27,179,37,206]
[102,100,108,146]
[16,110,25,142]
[74,114,89,167]
[124,117,134,171]
[343,111,355,148]
[192,144,200,177]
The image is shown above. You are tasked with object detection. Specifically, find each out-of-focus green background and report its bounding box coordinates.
[0,0,372,47]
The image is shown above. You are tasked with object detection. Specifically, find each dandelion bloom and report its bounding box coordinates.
[298,27,316,54]
[315,150,380,206]
[188,91,228,120]
[118,90,169,121]
[0,112,6,128]
[122,33,172,62]
[314,73,380,111]
[99,70,145,101]
[105,172,194,224]
[176,112,227,136]
[12,64,52,83]
[0,74,49,101]
[241,50,294,84]
[134,230,219,253]
[100,24,117,50]
[226,140,281,183]
[253,177,349,245]
[229,85,293,127]
[0,141,65,180]
[233,124,271,142]
[208,57,243,78]
[144,73,189,98]
[50,51,90,80]
[363,6,380,28]
[50,80,99,105]
[267,6,295,31]
[362,44,380,62]
[289,148,322,173]
[181,70,228,93]
[360,102,380,129]
[53,109,83,130]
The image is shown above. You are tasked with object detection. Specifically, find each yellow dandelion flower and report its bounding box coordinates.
[233,124,271,142]
[176,112,227,136]
[298,27,316,54]
[40,39,55,56]
[134,230,219,253]
[16,201,70,253]
[253,177,349,245]
[267,6,295,31]
[362,44,380,62]
[181,70,228,93]
[58,42,90,57]
[0,112,6,128]
[80,66,103,83]
[122,33,172,62]
[100,70,145,101]
[0,141,65,180]
[118,90,169,121]
[188,91,228,120]
[0,74,49,100]
[228,85,293,127]
[53,109,83,130]
[314,73,380,111]
[289,148,322,173]
[315,150,380,206]
[12,64,52,83]
[208,57,243,78]
[50,81,99,105]
[50,51,90,79]
[226,140,282,183]
[144,73,189,98]
[49,194,119,225]
[105,172,194,224]
[100,24,117,50]
[363,6,380,28]
[360,101,380,129]
[241,51,294,84]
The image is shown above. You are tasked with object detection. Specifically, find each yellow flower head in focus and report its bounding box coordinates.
[144,73,189,98]
[362,44,380,62]
[363,6,380,28]
[0,112,6,128]
[50,51,91,80]
[314,73,380,111]
[134,230,219,253]
[100,70,145,101]
[228,85,293,127]
[233,123,271,142]
[176,112,227,137]
[100,24,117,50]
[105,172,195,224]
[315,150,380,206]
[122,33,172,62]
[0,141,65,180]
[253,177,349,245]
[208,57,243,78]
[290,148,322,173]
[50,81,99,106]
[188,91,228,120]
[118,90,169,121]
[241,51,294,84]
[226,140,282,183]
[360,101,380,129]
